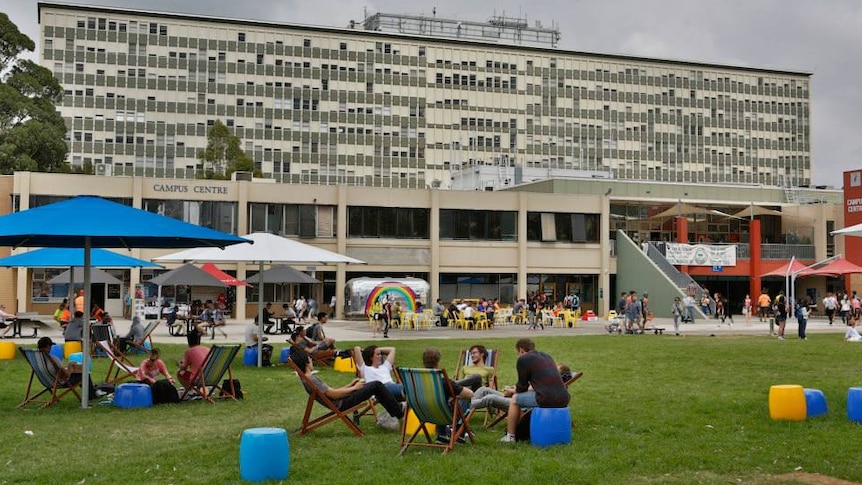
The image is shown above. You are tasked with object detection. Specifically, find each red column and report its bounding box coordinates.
[676,216,689,274]
[749,219,762,300]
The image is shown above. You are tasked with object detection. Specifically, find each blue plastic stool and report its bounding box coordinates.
[804,388,827,417]
[67,352,91,371]
[243,346,259,366]
[239,427,289,482]
[114,383,153,409]
[279,347,291,363]
[530,407,572,446]
[848,387,862,423]
[50,344,64,362]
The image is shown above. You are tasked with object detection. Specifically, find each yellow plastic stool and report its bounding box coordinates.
[0,341,15,360]
[333,356,356,373]
[64,341,82,359]
[404,408,436,435]
[769,384,806,421]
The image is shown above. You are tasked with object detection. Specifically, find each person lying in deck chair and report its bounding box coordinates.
[37,336,101,399]
[290,346,404,430]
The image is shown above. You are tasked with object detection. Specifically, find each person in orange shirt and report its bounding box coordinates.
[757,289,771,323]
[74,289,85,314]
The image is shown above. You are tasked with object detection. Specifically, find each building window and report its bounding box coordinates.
[526,212,599,243]
[249,203,337,237]
[347,206,429,239]
[439,209,517,241]
[143,200,237,234]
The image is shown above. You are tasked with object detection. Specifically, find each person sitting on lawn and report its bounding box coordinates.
[306,312,337,350]
[177,331,209,389]
[499,338,569,443]
[290,345,404,430]
[354,345,403,400]
[289,325,343,364]
[136,348,175,387]
[845,318,862,342]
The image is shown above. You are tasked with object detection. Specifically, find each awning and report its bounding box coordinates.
[201,262,250,287]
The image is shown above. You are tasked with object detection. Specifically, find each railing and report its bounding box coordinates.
[647,242,814,261]
[644,243,701,290]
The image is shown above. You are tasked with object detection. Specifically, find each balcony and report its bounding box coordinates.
[645,242,815,261]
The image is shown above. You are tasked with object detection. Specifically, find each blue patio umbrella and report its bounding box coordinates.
[0,248,162,268]
[0,195,249,408]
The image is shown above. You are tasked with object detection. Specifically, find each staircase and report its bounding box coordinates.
[644,243,711,318]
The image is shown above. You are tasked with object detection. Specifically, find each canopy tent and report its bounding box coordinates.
[244,265,320,284]
[832,222,862,237]
[0,195,248,408]
[149,263,226,287]
[156,232,364,367]
[731,205,784,219]
[201,262,250,287]
[649,202,734,220]
[798,257,862,277]
[0,247,162,268]
[48,267,121,285]
[760,259,808,278]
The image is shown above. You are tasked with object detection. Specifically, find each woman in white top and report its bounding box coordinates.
[353,345,404,400]
[845,319,862,342]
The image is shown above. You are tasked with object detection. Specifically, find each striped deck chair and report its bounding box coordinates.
[396,367,474,455]
[286,357,370,437]
[97,340,139,384]
[19,348,82,408]
[90,324,115,357]
[487,371,584,429]
[179,344,241,403]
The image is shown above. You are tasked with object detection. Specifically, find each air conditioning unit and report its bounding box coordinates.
[95,164,112,176]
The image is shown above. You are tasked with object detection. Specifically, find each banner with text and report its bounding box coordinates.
[665,243,737,266]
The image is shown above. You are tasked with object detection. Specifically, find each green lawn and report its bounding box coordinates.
[2,334,859,484]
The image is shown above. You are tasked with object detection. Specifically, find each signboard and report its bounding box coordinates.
[665,243,737,266]
[844,170,862,267]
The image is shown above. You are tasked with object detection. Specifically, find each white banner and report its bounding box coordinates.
[665,243,737,266]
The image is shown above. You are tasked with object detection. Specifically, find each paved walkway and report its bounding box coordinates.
[4,314,848,346]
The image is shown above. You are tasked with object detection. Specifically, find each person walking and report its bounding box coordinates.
[671,296,684,336]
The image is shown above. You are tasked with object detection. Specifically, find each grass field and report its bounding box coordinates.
[2,333,860,484]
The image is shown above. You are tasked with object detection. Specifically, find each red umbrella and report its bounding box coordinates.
[798,257,862,277]
[760,259,808,278]
[201,262,250,286]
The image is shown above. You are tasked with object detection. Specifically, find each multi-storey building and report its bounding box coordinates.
[38,3,812,189]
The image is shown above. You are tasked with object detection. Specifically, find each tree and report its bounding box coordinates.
[0,13,67,173]
[197,119,260,179]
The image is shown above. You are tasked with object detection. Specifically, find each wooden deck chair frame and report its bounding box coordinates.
[19,348,82,408]
[129,320,159,353]
[179,344,241,403]
[395,367,474,455]
[487,371,583,428]
[286,357,370,437]
[97,340,139,384]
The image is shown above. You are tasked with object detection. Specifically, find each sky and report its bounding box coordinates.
[5,0,862,188]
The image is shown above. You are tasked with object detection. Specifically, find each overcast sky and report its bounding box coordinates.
[5,0,861,188]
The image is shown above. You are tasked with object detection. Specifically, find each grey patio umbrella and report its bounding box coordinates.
[149,263,227,287]
[48,267,122,285]
[244,265,320,284]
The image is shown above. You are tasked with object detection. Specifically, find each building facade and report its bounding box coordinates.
[0,172,843,320]
[38,3,812,189]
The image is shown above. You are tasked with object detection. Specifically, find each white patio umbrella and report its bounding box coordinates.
[155,232,364,367]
